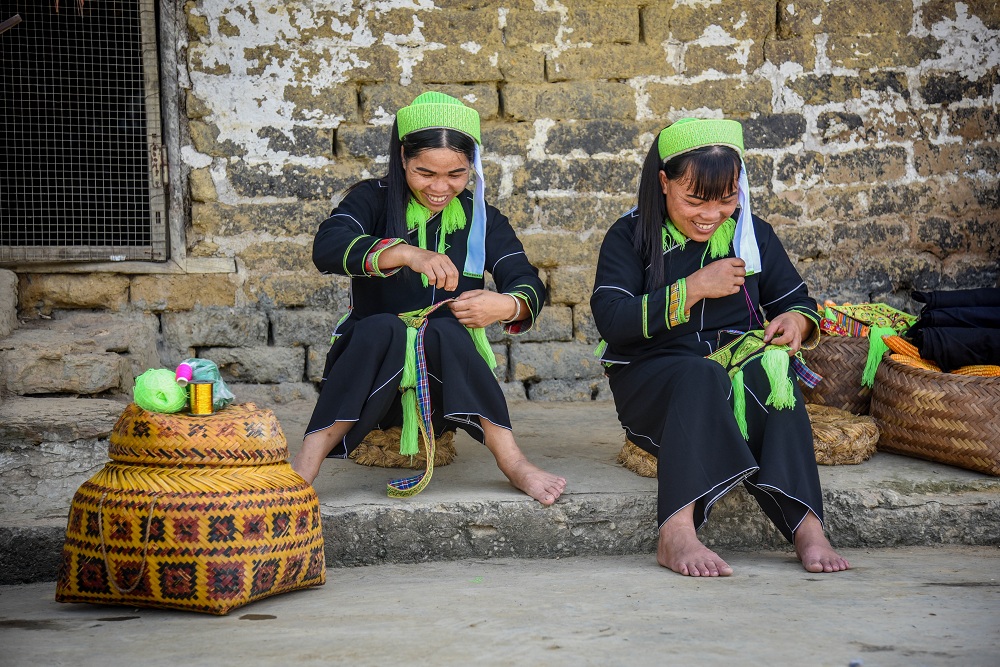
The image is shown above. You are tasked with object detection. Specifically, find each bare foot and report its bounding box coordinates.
[794,512,851,573]
[292,421,352,485]
[658,506,732,577]
[497,457,567,506]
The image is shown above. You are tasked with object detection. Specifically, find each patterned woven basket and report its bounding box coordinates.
[871,355,1000,476]
[350,427,456,469]
[55,403,326,615]
[800,335,873,414]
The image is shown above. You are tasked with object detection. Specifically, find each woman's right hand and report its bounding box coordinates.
[687,258,746,302]
[389,245,460,292]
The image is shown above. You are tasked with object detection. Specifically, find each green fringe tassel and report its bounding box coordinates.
[593,339,608,358]
[401,326,417,389]
[400,389,419,456]
[468,326,497,370]
[862,326,895,388]
[761,347,796,409]
[406,198,466,289]
[732,369,748,440]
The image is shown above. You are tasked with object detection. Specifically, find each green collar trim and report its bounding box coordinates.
[406,198,467,287]
[662,217,736,259]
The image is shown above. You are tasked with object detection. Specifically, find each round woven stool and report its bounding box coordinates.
[56,402,326,615]
[350,427,457,469]
[805,403,879,465]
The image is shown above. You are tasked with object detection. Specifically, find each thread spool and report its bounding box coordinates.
[189,381,214,416]
[175,363,194,387]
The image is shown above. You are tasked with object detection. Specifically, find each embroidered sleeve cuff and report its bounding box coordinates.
[363,238,405,277]
[501,290,535,335]
[666,278,688,329]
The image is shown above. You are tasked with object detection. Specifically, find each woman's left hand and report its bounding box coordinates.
[763,311,813,356]
[448,290,519,328]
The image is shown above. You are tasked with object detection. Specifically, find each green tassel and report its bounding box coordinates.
[593,339,608,358]
[824,306,836,321]
[707,218,736,259]
[401,326,417,389]
[761,347,796,409]
[862,326,895,388]
[400,389,419,456]
[467,326,497,370]
[406,198,466,289]
[732,369,748,440]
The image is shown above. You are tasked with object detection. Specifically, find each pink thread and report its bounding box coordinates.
[175,363,193,387]
[743,286,765,329]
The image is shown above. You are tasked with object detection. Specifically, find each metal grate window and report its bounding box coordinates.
[0,0,166,263]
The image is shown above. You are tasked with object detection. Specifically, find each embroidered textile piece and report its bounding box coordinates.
[666,278,688,329]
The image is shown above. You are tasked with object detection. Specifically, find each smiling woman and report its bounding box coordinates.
[293,92,565,507]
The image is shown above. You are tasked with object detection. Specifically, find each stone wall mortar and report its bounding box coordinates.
[7,1,998,398]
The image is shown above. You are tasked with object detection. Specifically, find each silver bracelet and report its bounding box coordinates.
[499,293,521,324]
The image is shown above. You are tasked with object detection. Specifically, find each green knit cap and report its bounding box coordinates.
[657,118,744,162]
[396,91,481,145]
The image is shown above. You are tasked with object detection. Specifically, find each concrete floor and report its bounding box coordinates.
[2,546,998,667]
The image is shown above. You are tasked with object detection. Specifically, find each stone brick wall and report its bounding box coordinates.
[9,0,1000,401]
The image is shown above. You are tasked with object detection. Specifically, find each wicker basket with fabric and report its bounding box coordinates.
[55,403,326,615]
[800,335,873,414]
[805,404,879,465]
[871,355,1000,476]
[350,427,456,469]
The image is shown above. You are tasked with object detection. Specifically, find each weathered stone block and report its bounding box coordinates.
[573,303,600,344]
[683,44,765,76]
[228,382,319,407]
[803,185,871,221]
[504,9,561,47]
[306,345,326,383]
[412,47,502,84]
[743,154,774,187]
[765,36,816,67]
[226,160,363,200]
[161,308,268,349]
[192,201,332,238]
[535,194,635,233]
[481,122,534,156]
[520,232,602,268]
[641,2,677,44]
[825,146,908,184]
[776,151,825,187]
[189,168,217,202]
[503,83,636,121]
[257,126,333,157]
[754,190,805,223]
[497,47,546,83]
[361,84,499,122]
[244,273,350,310]
[565,7,639,43]
[516,158,637,195]
[743,114,806,150]
[830,220,911,253]
[914,216,969,256]
[188,44,231,76]
[500,380,526,403]
[947,106,1000,142]
[528,378,606,402]
[200,346,306,383]
[914,142,1000,177]
[0,348,130,396]
[491,343,509,383]
[920,0,1000,30]
[18,274,129,316]
[186,91,211,119]
[544,120,643,155]
[547,45,668,82]
[645,79,772,116]
[271,309,341,347]
[1,269,19,339]
[415,9,500,44]
[511,341,605,381]
[513,304,573,343]
[826,33,940,70]
[130,274,237,312]
[778,0,912,36]
[188,119,242,157]
[771,223,830,262]
[548,266,595,305]
[668,0,774,41]
[788,72,908,106]
[337,124,393,159]
[238,241,313,272]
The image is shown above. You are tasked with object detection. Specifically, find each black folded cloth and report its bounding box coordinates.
[913,327,1000,372]
[912,287,1000,310]
[908,306,1000,332]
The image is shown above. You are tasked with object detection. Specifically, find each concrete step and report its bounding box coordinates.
[0,311,160,396]
[1,400,998,585]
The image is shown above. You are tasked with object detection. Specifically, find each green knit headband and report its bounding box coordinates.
[396,91,481,145]
[657,118,744,162]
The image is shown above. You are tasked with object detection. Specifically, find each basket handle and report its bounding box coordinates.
[98,490,159,596]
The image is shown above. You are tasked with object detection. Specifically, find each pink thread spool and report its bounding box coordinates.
[175,362,194,387]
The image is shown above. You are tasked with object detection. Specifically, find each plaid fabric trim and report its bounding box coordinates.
[791,356,822,388]
[364,238,404,277]
[666,278,688,329]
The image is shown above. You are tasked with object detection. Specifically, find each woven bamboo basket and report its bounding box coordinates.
[800,335,873,414]
[617,403,880,477]
[55,403,326,615]
[350,427,456,469]
[871,354,1000,476]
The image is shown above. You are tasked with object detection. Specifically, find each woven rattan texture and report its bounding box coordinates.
[108,402,288,466]
[801,335,872,414]
[871,355,1000,476]
[56,404,326,614]
[350,427,457,469]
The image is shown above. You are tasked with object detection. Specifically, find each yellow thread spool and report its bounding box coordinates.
[189,382,214,416]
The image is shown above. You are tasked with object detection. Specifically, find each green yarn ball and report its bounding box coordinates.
[133,368,188,414]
